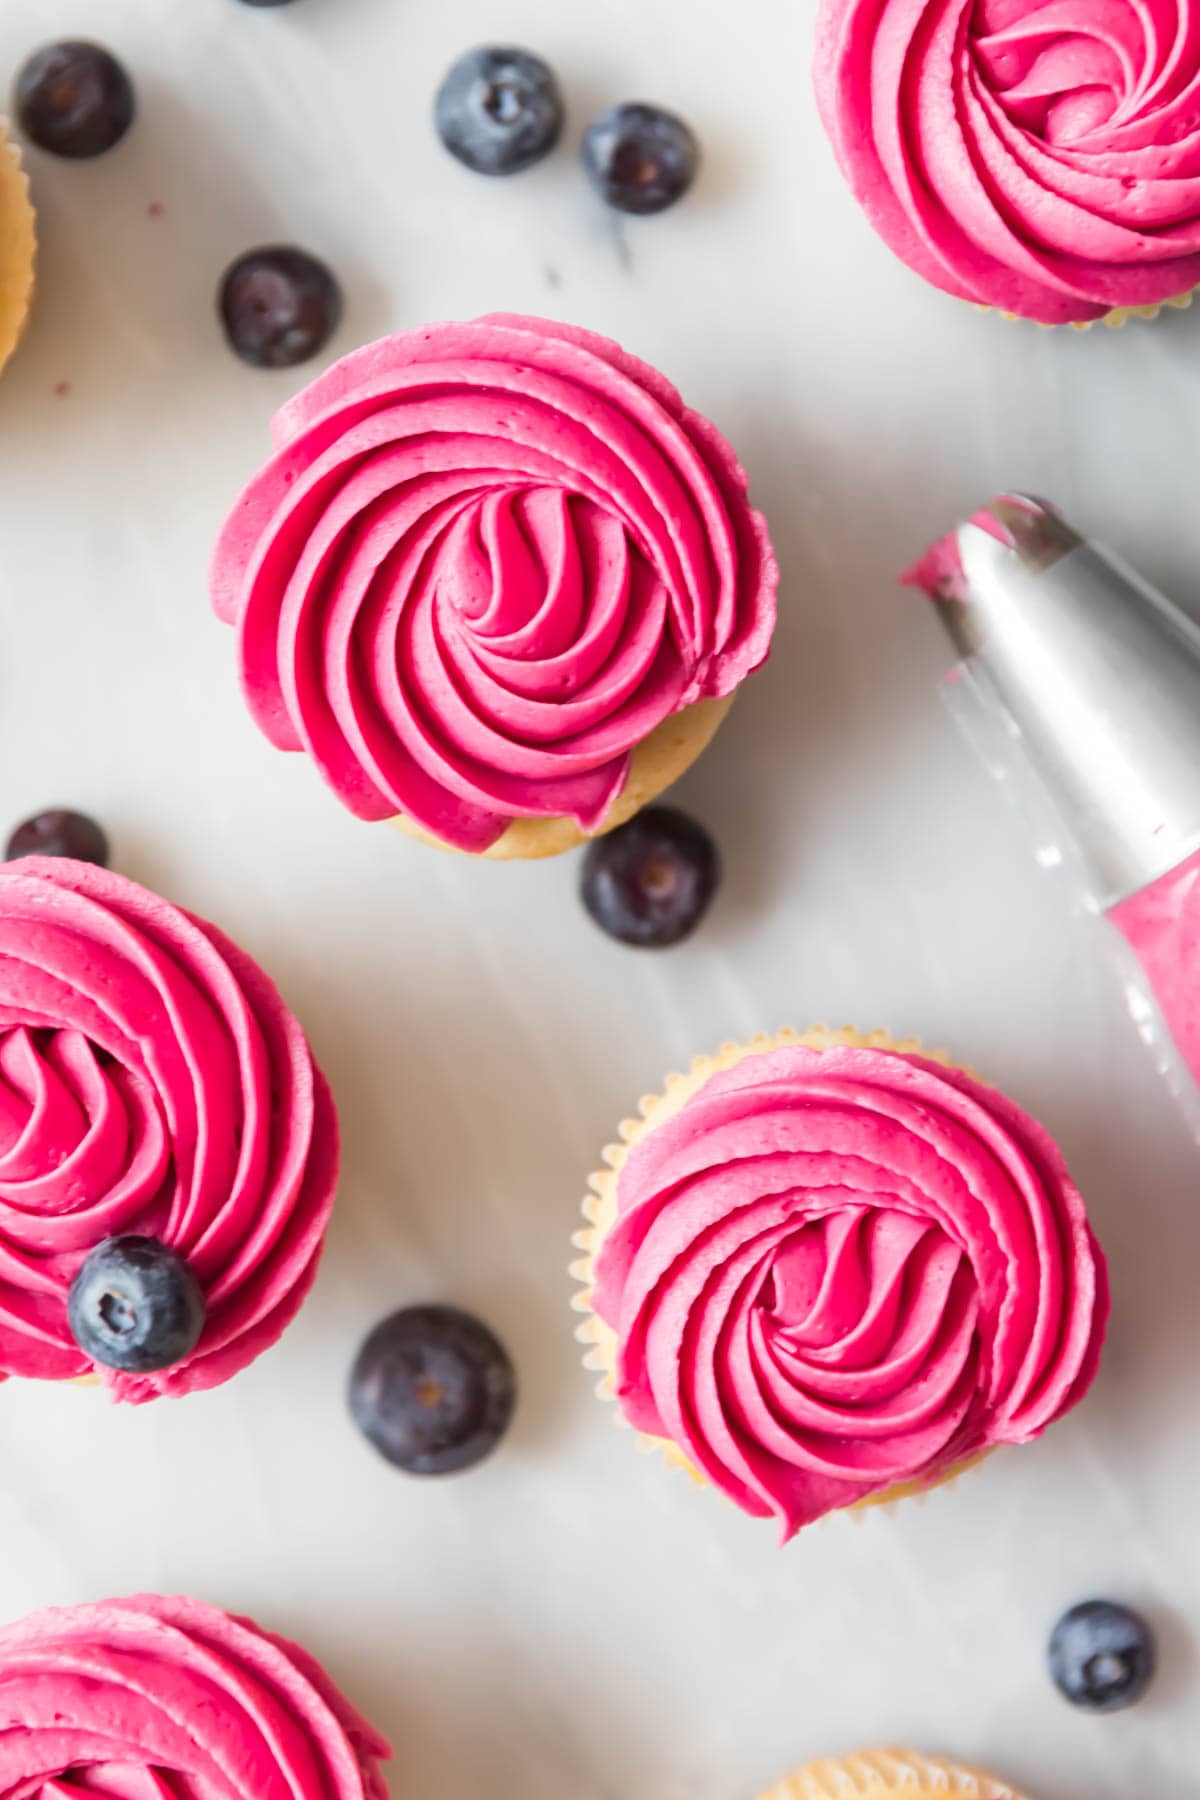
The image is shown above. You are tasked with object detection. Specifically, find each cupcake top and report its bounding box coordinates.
[211,314,777,852]
[759,1748,1025,1798]
[0,1593,391,1800]
[0,857,338,1401]
[813,1,1200,325]
[0,123,36,372]
[587,1035,1108,1539]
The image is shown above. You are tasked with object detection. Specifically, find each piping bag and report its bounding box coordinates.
[905,494,1200,1113]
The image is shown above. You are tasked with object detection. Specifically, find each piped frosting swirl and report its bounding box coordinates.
[211,315,777,851]
[0,1593,390,1800]
[814,0,1200,324]
[0,857,338,1401]
[587,1038,1108,1538]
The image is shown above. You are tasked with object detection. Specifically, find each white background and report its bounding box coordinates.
[1,2,1198,1796]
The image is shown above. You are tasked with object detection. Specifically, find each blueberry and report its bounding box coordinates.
[582,103,699,215]
[219,246,342,370]
[68,1237,206,1375]
[349,1305,516,1475]
[435,46,564,176]
[581,806,719,948]
[1048,1601,1157,1713]
[235,0,300,6]
[6,809,109,866]
[15,41,135,160]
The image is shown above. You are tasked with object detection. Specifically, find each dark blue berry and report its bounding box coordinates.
[1048,1601,1156,1713]
[435,46,564,176]
[15,42,135,160]
[68,1237,206,1375]
[581,806,719,948]
[219,246,342,370]
[582,104,699,215]
[349,1305,516,1475]
[236,0,300,6]
[6,809,108,866]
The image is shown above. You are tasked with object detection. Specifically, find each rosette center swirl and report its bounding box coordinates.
[0,858,338,1401]
[592,1044,1108,1537]
[211,316,777,851]
[815,0,1200,322]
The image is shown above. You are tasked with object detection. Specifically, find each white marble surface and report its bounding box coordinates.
[1,2,1199,1796]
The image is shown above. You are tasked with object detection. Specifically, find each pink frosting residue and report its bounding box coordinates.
[211,315,778,852]
[592,1044,1109,1539]
[0,1593,391,1800]
[901,500,1026,600]
[1110,843,1200,1087]
[0,858,339,1402]
[813,0,1200,325]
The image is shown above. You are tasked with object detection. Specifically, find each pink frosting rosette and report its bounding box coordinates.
[814,0,1200,324]
[0,857,338,1402]
[0,1594,391,1800]
[589,1042,1109,1538]
[211,314,777,852]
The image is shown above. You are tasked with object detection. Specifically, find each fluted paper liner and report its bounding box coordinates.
[571,1028,992,1520]
[757,1748,1025,1800]
[989,288,1196,331]
[0,122,35,374]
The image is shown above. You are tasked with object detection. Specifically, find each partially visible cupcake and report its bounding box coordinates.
[759,1749,1026,1799]
[211,315,777,858]
[0,121,36,372]
[0,1593,391,1800]
[813,1,1200,327]
[0,856,339,1402]
[573,1029,1108,1540]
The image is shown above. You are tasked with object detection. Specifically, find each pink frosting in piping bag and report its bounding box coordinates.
[211,315,777,852]
[813,0,1200,325]
[1111,844,1200,1087]
[0,858,338,1402]
[592,1045,1108,1539]
[0,1593,391,1800]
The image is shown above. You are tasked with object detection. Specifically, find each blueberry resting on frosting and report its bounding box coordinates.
[436,46,564,176]
[0,856,339,1402]
[581,806,719,947]
[219,246,342,370]
[582,104,700,214]
[210,315,777,857]
[15,41,135,160]
[349,1304,516,1474]
[68,1236,205,1374]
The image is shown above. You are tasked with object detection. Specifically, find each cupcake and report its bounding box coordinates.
[0,121,36,373]
[0,856,339,1401]
[759,1749,1025,1799]
[572,1029,1108,1539]
[0,1593,391,1800]
[211,314,777,858]
[813,2,1200,327]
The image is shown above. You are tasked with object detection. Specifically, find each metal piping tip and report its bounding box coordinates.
[905,497,1200,909]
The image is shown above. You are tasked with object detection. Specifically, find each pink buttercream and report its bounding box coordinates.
[211,315,777,851]
[592,1044,1108,1539]
[901,498,1032,599]
[0,858,338,1402]
[813,0,1200,324]
[0,1593,391,1800]
[1111,843,1200,1086]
